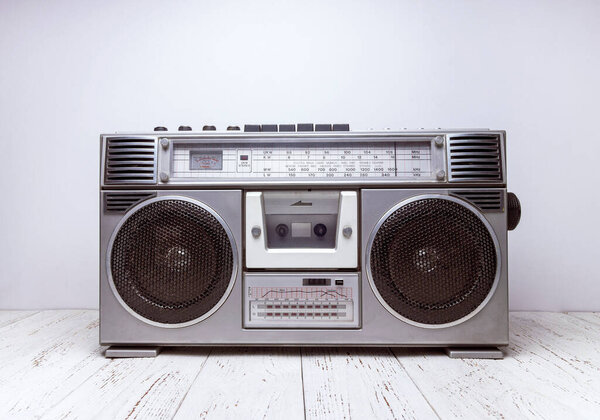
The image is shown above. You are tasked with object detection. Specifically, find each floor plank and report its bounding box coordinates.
[174,347,305,420]
[0,311,109,418]
[567,311,600,327]
[0,310,39,328]
[43,348,211,419]
[395,312,600,419]
[302,347,438,420]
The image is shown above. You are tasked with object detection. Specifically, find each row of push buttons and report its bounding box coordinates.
[243,123,349,132]
[153,124,350,132]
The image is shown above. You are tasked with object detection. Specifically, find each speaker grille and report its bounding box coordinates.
[448,135,502,182]
[110,199,235,325]
[369,197,497,325]
[105,137,156,184]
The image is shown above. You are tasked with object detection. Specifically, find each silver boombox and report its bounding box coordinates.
[100,124,521,359]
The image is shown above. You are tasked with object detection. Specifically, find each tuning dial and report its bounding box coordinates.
[313,223,327,237]
[276,224,289,237]
[507,192,521,231]
[178,126,192,131]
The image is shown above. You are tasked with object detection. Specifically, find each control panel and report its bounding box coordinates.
[243,273,360,328]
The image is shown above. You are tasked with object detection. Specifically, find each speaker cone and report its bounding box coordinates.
[368,196,498,326]
[109,197,236,325]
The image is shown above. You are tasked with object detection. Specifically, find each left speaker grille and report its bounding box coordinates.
[104,137,156,184]
[369,197,497,326]
[109,199,234,325]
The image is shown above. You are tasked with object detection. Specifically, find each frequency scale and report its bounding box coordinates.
[168,141,438,180]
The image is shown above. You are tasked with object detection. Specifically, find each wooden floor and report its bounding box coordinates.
[0,311,599,419]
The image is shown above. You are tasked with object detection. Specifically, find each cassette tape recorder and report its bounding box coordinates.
[100,124,521,359]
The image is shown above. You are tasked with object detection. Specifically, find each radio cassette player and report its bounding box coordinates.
[100,124,521,359]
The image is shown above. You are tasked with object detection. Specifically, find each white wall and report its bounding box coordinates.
[0,0,599,310]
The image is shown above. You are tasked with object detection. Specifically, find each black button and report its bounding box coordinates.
[315,124,332,131]
[154,126,168,131]
[333,124,350,131]
[297,123,314,132]
[313,223,327,237]
[276,224,289,237]
[178,125,192,131]
[202,125,216,131]
[244,124,261,132]
[262,124,278,132]
[227,126,240,131]
[279,124,295,132]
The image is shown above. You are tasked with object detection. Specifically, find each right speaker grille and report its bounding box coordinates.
[369,197,498,326]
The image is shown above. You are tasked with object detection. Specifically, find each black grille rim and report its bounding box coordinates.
[366,194,500,328]
[107,196,238,328]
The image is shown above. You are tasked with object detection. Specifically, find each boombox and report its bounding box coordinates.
[100,124,521,359]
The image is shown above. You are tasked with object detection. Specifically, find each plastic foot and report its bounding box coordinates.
[105,346,162,358]
[445,347,503,359]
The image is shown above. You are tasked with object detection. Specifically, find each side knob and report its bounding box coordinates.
[507,192,521,231]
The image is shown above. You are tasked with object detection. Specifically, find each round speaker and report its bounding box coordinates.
[367,195,499,327]
[108,196,237,327]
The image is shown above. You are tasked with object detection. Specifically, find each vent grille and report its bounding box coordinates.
[104,137,156,184]
[451,190,503,212]
[104,192,156,213]
[448,135,502,182]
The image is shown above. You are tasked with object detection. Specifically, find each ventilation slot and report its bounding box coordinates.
[448,135,502,182]
[105,138,156,184]
[452,190,503,212]
[104,192,156,213]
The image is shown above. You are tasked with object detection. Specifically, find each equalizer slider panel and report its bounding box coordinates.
[243,272,361,329]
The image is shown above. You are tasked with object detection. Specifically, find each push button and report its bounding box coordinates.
[244,124,261,132]
[297,123,314,132]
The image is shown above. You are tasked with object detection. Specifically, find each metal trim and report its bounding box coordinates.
[105,195,239,329]
[365,193,502,329]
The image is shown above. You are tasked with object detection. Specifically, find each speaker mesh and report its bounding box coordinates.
[369,198,497,325]
[110,199,234,324]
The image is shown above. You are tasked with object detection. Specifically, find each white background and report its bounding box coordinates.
[0,0,598,310]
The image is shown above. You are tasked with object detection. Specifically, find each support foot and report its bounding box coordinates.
[105,346,162,358]
[445,347,503,359]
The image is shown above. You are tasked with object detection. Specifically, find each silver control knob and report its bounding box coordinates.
[343,226,353,238]
[251,226,262,238]
[434,136,444,147]
[159,138,169,150]
[436,170,446,181]
[159,172,169,183]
